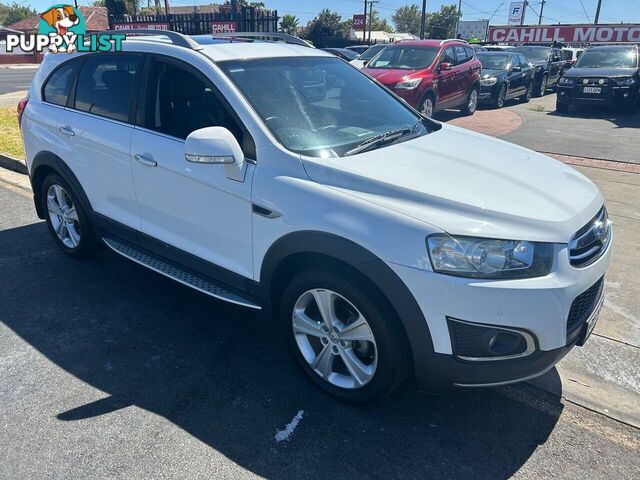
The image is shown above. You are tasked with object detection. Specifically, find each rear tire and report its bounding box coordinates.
[460,86,479,116]
[41,173,100,258]
[534,75,548,97]
[280,267,409,403]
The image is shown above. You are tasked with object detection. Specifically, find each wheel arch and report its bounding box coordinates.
[30,151,93,220]
[260,230,436,382]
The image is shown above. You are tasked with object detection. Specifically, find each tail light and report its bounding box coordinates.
[17,98,29,129]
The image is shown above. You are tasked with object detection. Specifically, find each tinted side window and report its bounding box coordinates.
[562,50,573,61]
[454,45,469,65]
[518,54,528,65]
[441,47,455,64]
[143,60,244,145]
[465,46,474,60]
[75,54,141,122]
[43,61,79,106]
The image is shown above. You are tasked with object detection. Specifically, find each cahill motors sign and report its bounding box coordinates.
[488,24,640,44]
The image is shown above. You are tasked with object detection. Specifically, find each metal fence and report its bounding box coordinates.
[110,7,278,35]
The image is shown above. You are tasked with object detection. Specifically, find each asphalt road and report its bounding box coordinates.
[1,178,639,479]
[0,68,36,95]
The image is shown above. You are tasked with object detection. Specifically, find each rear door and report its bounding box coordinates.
[452,45,472,106]
[56,53,143,230]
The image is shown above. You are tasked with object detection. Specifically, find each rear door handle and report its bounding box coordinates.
[59,125,75,136]
[134,153,158,167]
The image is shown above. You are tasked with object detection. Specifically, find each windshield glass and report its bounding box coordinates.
[575,50,638,68]
[368,45,439,70]
[513,47,549,63]
[477,53,510,70]
[360,44,387,60]
[219,57,428,157]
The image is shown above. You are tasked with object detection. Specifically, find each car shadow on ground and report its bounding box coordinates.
[0,222,565,479]
[545,103,639,128]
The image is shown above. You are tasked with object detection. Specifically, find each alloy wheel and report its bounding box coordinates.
[526,83,533,101]
[292,289,378,389]
[47,184,81,249]
[468,89,478,113]
[421,97,434,118]
[539,77,547,96]
[497,85,506,108]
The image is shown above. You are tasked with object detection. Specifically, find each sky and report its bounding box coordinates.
[21,0,640,27]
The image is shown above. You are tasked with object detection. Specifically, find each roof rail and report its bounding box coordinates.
[210,32,314,48]
[439,38,469,45]
[100,29,204,51]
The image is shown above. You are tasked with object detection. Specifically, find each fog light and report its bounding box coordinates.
[447,317,536,362]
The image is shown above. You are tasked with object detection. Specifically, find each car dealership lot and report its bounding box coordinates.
[1,73,639,477]
[0,176,638,479]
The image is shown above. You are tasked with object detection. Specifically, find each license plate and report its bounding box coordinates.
[583,87,601,94]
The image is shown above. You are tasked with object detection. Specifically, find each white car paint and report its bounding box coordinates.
[21,38,611,384]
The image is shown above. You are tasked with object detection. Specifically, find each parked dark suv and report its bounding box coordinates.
[556,45,639,114]
[477,52,534,108]
[513,45,564,97]
[363,39,482,118]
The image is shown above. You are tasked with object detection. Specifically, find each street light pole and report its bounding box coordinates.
[420,0,427,39]
[594,0,602,24]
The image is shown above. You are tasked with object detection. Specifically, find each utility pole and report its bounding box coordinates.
[363,0,367,43]
[538,0,545,24]
[594,0,602,24]
[454,0,462,38]
[420,0,427,39]
[368,0,377,44]
[164,0,170,17]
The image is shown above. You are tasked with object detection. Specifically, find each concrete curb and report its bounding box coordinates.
[0,154,28,175]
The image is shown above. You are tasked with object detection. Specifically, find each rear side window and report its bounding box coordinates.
[74,54,141,122]
[43,61,79,106]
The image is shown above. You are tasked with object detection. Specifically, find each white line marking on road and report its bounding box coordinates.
[274,410,304,443]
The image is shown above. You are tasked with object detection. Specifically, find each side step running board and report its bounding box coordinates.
[103,237,261,310]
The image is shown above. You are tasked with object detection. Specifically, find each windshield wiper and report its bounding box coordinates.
[345,121,422,156]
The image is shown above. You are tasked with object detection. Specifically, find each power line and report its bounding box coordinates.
[577,0,591,22]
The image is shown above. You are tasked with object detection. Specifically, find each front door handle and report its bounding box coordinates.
[134,153,158,167]
[59,125,75,136]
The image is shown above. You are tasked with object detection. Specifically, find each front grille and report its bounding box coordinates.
[569,207,611,267]
[567,277,604,335]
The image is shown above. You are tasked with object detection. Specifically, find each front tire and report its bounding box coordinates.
[556,101,569,113]
[280,268,408,403]
[41,173,100,258]
[521,82,533,103]
[493,84,507,109]
[419,93,435,118]
[460,86,479,116]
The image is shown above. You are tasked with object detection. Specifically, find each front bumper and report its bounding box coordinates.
[388,236,612,391]
[391,87,424,109]
[557,83,640,106]
[479,84,500,102]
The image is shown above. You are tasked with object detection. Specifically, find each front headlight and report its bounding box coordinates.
[426,234,554,279]
[559,76,575,85]
[480,77,498,86]
[615,77,635,86]
[395,77,422,90]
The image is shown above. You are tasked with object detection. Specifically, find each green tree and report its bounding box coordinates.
[368,9,392,33]
[425,4,458,39]
[105,0,141,17]
[302,9,349,46]
[0,2,36,26]
[279,14,299,35]
[392,4,421,36]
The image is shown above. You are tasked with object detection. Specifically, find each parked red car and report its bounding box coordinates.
[363,39,482,118]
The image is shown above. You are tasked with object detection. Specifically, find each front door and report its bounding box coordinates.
[129,57,255,279]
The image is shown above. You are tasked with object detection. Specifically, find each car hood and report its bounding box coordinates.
[563,67,638,78]
[301,124,602,243]
[364,68,422,86]
[481,68,507,77]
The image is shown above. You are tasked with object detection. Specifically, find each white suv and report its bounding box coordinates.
[19,32,611,402]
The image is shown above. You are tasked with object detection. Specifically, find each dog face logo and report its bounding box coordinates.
[38,4,85,53]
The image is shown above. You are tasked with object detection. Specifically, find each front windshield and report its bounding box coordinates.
[219,57,428,157]
[575,50,638,69]
[360,44,387,60]
[513,47,549,63]
[368,46,439,70]
[477,53,510,70]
